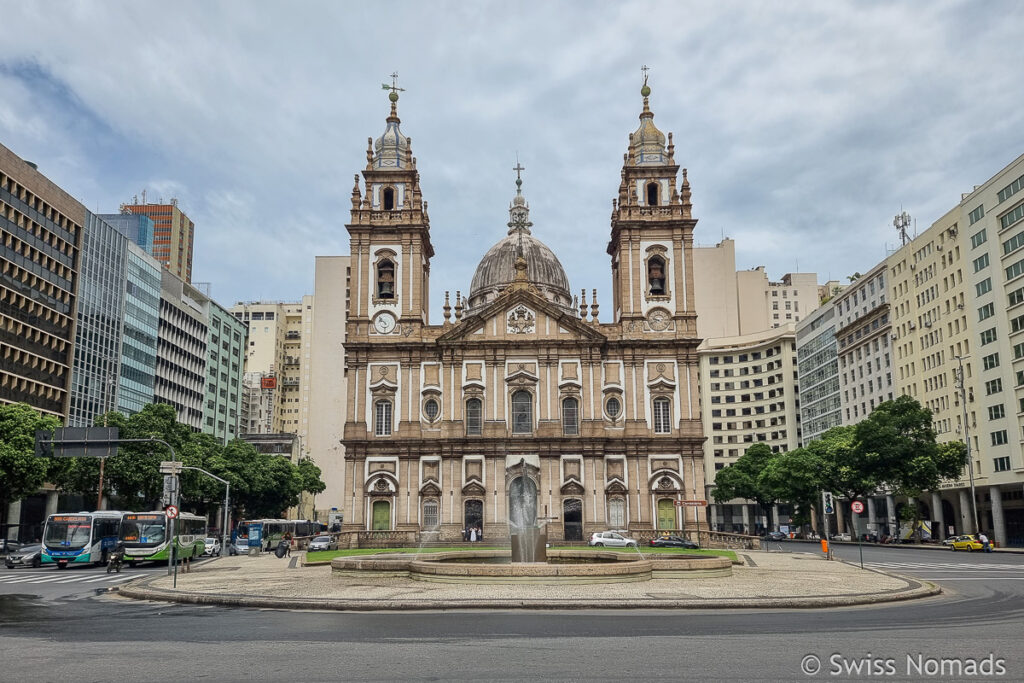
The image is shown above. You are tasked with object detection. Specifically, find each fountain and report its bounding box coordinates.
[508,458,546,563]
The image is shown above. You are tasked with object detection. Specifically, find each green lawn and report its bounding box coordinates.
[306,545,736,563]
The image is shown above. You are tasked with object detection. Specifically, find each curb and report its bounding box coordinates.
[780,539,1024,554]
[114,573,940,612]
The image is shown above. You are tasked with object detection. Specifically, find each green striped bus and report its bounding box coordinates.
[119,511,207,565]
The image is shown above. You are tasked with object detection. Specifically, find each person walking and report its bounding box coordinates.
[978,532,992,552]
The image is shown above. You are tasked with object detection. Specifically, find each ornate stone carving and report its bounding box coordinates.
[658,476,674,490]
[507,305,536,334]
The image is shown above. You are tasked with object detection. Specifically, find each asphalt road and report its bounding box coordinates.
[2,544,1023,682]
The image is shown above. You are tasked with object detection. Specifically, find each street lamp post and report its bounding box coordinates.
[954,355,980,535]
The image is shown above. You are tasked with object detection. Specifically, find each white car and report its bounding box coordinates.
[203,538,222,556]
[307,535,338,552]
[588,531,637,548]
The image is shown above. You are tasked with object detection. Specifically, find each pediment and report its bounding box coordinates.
[605,480,627,494]
[560,480,585,496]
[420,481,441,497]
[436,289,606,345]
[462,480,487,496]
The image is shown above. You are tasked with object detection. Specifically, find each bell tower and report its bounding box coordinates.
[607,70,697,335]
[347,75,434,339]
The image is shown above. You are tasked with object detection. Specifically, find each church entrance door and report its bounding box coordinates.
[371,500,391,530]
[657,499,675,530]
[563,499,583,541]
[464,499,483,532]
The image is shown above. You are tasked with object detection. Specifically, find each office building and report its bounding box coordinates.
[796,300,842,444]
[203,300,246,443]
[118,199,195,282]
[118,242,161,416]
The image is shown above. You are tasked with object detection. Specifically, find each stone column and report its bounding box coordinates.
[836,502,845,535]
[990,486,1006,547]
[867,498,877,534]
[810,505,819,534]
[45,492,59,517]
[958,489,972,535]
[885,494,896,536]
[710,504,720,531]
[741,504,751,535]
[930,492,944,541]
[772,504,780,532]
[5,501,21,542]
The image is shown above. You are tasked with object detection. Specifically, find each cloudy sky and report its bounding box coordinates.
[2,1,1022,318]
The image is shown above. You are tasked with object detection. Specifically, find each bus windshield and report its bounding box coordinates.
[120,516,167,547]
[44,517,92,549]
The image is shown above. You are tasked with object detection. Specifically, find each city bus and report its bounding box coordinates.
[119,511,207,565]
[41,511,124,568]
[233,519,323,554]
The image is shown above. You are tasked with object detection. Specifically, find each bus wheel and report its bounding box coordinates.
[57,563,68,570]
[128,561,137,568]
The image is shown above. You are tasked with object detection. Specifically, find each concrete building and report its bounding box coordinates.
[203,301,246,443]
[239,432,308,517]
[796,300,842,444]
[231,301,290,434]
[835,262,893,425]
[0,143,82,418]
[117,243,161,416]
[308,255,351,521]
[67,213,128,426]
[156,270,209,429]
[118,199,195,283]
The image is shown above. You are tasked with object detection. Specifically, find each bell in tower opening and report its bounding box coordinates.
[377,259,395,299]
[648,256,666,296]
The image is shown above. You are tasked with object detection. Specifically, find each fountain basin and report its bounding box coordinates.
[331,550,731,585]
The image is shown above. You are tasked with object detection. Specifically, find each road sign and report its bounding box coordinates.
[674,500,707,507]
[159,460,183,474]
[851,501,865,514]
[165,505,179,519]
[35,426,119,458]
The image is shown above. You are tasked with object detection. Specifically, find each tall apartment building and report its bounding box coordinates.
[118,243,161,416]
[835,262,893,424]
[231,301,290,434]
[795,299,842,444]
[118,199,195,282]
[308,255,350,521]
[0,143,82,418]
[203,301,246,444]
[67,213,128,426]
[156,270,209,429]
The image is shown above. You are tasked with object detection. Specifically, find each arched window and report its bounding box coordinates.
[562,397,579,435]
[382,187,395,210]
[605,396,622,420]
[465,398,482,435]
[608,498,625,528]
[374,399,392,436]
[511,390,533,434]
[646,181,659,206]
[652,397,672,434]
[648,255,666,296]
[377,259,395,299]
[422,500,439,529]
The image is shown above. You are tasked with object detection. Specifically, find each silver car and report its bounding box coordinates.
[5,544,42,568]
[307,535,338,552]
[588,531,637,548]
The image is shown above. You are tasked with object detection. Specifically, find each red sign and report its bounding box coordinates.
[851,501,865,514]
[164,505,179,519]
[674,500,707,507]
[261,377,277,389]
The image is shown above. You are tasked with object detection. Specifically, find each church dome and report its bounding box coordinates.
[466,174,573,314]
[373,88,410,169]
[629,78,667,165]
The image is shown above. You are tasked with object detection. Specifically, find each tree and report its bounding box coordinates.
[810,425,879,504]
[0,403,60,539]
[712,443,779,533]
[758,447,825,529]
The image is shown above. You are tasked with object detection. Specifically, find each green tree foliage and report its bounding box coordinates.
[758,447,824,525]
[712,443,780,530]
[808,425,879,503]
[297,458,326,497]
[0,403,61,534]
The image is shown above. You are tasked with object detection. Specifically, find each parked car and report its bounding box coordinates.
[203,538,222,556]
[588,531,637,548]
[766,531,786,541]
[950,534,985,551]
[307,535,338,552]
[649,535,699,549]
[4,544,41,569]
[942,535,965,547]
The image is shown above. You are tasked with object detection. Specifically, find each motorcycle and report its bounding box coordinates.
[107,548,124,574]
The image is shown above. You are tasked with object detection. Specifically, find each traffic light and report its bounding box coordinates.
[823,491,835,515]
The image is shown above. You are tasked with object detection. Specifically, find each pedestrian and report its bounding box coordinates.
[978,532,991,552]
[469,526,477,543]
[462,527,469,542]
[477,526,483,542]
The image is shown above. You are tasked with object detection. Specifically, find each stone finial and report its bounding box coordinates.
[667,132,675,164]
[573,294,579,318]
[351,174,361,209]
[366,137,374,168]
[405,137,413,167]
[590,289,599,322]
[443,291,451,324]
[580,289,588,319]
[681,168,692,217]
[455,291,464,321]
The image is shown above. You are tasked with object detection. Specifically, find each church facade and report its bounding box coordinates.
[340,81,706,541]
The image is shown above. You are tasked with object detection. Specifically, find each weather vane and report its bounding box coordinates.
[641,64,650,86]
[382,72,405,96]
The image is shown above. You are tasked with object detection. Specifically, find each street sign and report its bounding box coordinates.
[851,501,865,514]
[159,460,183,474]
[34,427,119,458]
[164,505,179,519]
[674,500,707,507]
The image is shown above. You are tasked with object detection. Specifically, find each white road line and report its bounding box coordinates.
[919,577,1024,581]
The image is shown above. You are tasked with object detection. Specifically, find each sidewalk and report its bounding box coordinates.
[782,538,1024,554]
[116,550,940,611]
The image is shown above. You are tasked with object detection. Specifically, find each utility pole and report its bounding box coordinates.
[955,355,980,535]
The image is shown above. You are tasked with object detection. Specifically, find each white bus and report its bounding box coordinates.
[41,511,125,569]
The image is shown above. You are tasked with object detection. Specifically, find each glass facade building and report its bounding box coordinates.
[204,301,246,443]
[795,300,842,444]
[97,213,155,255]
[68,212,127,426]
[118,242,161,415]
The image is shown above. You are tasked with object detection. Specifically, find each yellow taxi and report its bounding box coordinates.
[950,534,986,551]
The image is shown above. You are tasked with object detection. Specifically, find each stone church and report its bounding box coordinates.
[341,79,706,541]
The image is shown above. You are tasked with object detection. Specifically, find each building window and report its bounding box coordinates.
[374,400,392,436]
[985,378,1003,395]
[422,500,439,529]
[511,390,532,434]
[988,404,1005,420]
[562,397,579,435]
[465,398,482,435]
[982,353,1000,371]
[1009,286,1024,307]
[376,259,395,299]
[977,278,992,297]
[423,398,440,422]
[653,397,671,434]
[1001,203,1024,231]
[998,174,1024,203]
[980,328,997,345]
[605,396,622,420]
[991,430,1008,446]
[648,255,667,296]
[608,498,625,528]
[969,205,985,225]
[994,456,1011,472]
[970,227,988,246]
[972,254,990,273]
[1004,231,1024,256]
[646,182,659,206]
[382,187,395,211]
[979,303,995,321]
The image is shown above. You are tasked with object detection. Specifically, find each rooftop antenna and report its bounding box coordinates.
[141,189,147,204]
[894,208,911,246]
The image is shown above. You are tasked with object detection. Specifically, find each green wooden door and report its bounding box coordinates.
[371,500,391,530]
[657,499,675,530]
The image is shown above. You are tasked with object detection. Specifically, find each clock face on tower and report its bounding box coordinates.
[373,312,397,334]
